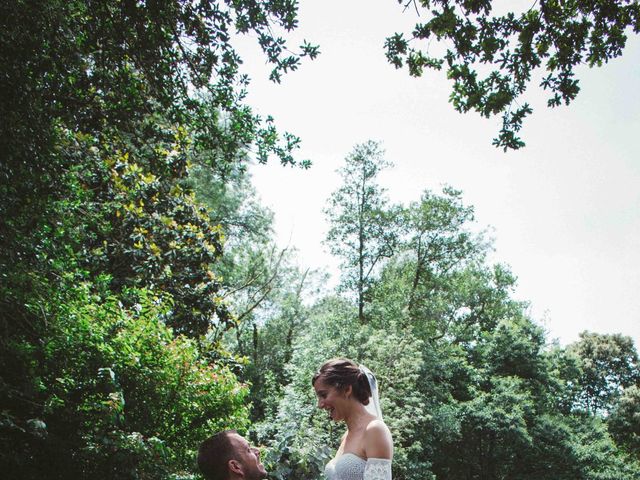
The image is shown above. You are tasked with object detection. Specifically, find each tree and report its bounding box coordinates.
[568,332,640,414]
[369,186,488,338]
[402,187,479,317]
[0,2,319,476]
[0,1,318,330]
[1,0,320,337]
[189,160,285,339]
[324,141,400,323]
[386,0,640,150]
[609,385,640,457]
[0,0,318,171]
[0,283,251,479]
[188,162,274,249]
[235,265,315,421]
[422,318,640,480]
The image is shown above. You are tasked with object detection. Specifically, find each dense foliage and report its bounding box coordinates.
[1,282,249,478]
[1,0,314,478]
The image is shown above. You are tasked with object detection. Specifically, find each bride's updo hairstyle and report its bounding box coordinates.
[312,358,372,405]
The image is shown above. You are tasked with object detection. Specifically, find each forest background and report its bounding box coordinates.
[1,1,639,479]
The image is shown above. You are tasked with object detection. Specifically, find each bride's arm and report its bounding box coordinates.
[363,458,392,480]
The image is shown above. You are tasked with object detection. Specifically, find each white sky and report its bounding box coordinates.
[235,0,640,348]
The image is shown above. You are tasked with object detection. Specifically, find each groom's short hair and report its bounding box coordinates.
[198,430,238,480]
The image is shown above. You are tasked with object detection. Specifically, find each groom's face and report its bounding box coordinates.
[228,433,267,480]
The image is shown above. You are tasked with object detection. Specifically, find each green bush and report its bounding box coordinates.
[1,282,249,479]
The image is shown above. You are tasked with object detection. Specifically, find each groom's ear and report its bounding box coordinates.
[344,385,352,398]
[229,459,243,475]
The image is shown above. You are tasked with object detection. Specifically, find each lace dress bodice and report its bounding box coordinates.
[325,453,392,480]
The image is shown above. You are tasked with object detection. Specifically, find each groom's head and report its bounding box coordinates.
[198,430,267,480]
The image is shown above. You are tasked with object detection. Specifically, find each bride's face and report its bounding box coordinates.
[314,377,352,422]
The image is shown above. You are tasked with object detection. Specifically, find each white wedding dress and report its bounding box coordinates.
[324,453,392,480]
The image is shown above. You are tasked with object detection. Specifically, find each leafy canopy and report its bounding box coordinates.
[386,0,640,150]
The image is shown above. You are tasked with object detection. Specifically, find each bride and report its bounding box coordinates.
[312,358,393,480]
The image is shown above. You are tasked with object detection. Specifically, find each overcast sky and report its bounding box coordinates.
[235,0,640,347]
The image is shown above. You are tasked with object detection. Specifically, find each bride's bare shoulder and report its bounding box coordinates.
[364,419,393,459]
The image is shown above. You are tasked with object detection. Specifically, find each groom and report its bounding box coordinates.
[197,430,268,480]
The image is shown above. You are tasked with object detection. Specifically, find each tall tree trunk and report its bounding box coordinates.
[408,236,424,316]
[358,172,366,323]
